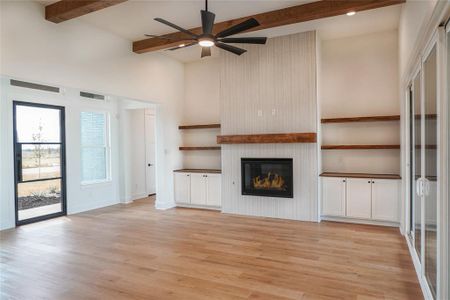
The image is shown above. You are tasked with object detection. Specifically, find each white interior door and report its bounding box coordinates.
[145,112,156,195]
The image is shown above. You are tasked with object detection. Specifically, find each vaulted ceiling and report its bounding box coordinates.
[37,0,404,62]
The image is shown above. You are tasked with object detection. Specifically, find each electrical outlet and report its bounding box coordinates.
[257,110,263,117]
[272,109,276,115]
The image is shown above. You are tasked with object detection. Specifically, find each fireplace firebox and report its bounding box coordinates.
[241,158,293,198]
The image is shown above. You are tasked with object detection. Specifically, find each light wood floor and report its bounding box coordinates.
[1,197,422,300]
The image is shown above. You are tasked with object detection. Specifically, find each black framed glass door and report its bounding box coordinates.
[13,101,66,225]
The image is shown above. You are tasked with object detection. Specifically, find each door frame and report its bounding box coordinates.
[144,110,156,196]
[13,101,67,226]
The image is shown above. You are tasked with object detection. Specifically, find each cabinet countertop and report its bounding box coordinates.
[174,169,221,174]
[320,172,401,180]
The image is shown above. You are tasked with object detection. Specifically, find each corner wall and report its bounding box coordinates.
[320,30,400,174]
[181,59,221,169]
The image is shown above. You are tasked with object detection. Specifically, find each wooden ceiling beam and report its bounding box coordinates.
[45,0,128,23]
[133,0,405,54]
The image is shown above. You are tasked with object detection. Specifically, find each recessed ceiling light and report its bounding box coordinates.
[346,11,356,16]
[178,44,185,47]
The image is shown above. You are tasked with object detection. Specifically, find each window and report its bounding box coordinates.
[80,112,110,184]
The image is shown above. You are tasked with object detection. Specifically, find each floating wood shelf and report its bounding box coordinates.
[217,133,316,144]
[179,146,221,151]
[320,172,401,180]
[321,144,400,150]
[321,115,400,123]
[179,124,221,130]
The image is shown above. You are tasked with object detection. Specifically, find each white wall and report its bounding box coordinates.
[0,1,184,229]
[399,0,439,80]
[320,30,400,174]
[181,58,221,169]
[220,31,319,221]
[0,81,122,229]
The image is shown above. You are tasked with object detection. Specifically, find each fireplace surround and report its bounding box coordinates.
[241,158,293,198]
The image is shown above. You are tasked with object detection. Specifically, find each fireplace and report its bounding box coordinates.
[241,158,293,198]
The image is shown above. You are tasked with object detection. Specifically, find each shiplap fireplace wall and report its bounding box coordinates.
[219,31,319,221]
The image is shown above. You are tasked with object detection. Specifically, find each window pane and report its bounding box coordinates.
[16,105,61,143]
[21,144,61,181]
[81,147,107,182]
[413,72,422,258]
[17,179,62,221]
[81,112,106,146]
[424,45,437,298]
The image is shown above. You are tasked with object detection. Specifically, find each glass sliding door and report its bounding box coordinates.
[13,101,66,225]
[423,44,438,298]
[409,70,422,258]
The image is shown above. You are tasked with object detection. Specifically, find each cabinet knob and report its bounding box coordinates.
[368,181,371,183]
[342,179,346,183]
[372,181,375,184]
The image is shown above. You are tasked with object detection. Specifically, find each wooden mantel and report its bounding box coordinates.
[217,133,316,144]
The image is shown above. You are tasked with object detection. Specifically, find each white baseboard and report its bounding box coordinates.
[175,203,221,211]
[121,193,150,204]
[68,199,120,215]
[321,215,400,228]
[155,201,176,210]
[131,193,148,201]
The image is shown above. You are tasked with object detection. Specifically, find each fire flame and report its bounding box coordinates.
[252,172,286,190]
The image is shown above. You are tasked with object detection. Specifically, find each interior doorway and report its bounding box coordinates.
[13,101,66,225]
[145,109,156,196]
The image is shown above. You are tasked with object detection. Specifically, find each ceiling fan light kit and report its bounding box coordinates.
[146,0,267,58]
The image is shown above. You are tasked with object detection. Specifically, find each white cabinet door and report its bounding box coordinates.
[190,174,207,205]
[371,179,400,222]
[174,173,191,204]
[346,178,372,219]
[322,177,346,216]
[206,174,221,207]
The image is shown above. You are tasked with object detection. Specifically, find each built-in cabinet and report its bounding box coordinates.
[321,175,400,223]
[174,172,191,204]
[174,170,221,209]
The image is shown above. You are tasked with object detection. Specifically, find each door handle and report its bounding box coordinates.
[416,178,423,196]
[423,178,430,196]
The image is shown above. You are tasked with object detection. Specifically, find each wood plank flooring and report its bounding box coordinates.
[0,197,422,300]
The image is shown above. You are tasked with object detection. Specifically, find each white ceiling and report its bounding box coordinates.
[38,0,402,63]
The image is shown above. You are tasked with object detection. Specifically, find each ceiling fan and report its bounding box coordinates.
[145,0,267,58]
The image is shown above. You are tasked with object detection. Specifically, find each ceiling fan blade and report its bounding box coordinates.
[215,42,247,56]
[215,18,260,38]
[166,42,197,51]
[219,37,267,44]
[201,10,215,35]
[154,18,198,38]
[201,47,211,58]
